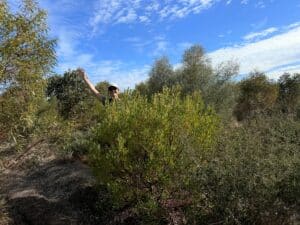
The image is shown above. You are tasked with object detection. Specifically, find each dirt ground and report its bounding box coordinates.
[0,142,101,225]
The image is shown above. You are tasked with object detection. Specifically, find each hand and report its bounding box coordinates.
[76,68,87,79]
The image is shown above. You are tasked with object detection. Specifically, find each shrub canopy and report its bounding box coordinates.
[88,88,219,218]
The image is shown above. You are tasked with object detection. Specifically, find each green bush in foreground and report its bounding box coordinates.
[87,88,219,223]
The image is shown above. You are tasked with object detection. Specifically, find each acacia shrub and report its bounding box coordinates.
[87,88,219,222]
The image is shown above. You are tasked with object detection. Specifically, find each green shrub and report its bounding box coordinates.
[87,88,219,222]
[186,114,300,225]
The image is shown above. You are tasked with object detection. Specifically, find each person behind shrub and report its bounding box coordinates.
[77,68,120,105]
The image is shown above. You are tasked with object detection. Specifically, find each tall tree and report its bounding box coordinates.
[0,0,56,139]
[179,45,213,96]
[134,81,149,96]
[234,72,278,121]
[147,56,174,95]
[208,60,239,120]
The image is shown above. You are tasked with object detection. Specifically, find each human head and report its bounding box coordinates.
[108,83,120,99]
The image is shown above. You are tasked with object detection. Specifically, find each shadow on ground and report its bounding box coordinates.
[1,159,107,225]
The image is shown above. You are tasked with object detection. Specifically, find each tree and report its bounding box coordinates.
[278,73,300,115]
[147,56,174,95]
[234,72,278,121]
[178,45,213,96]
[46,70,95,119]
[134,81,149,96]
[0,0,56,140]
[95,80,110,95]
[207,60,239,120]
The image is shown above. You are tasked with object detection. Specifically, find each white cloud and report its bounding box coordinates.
[139,16,150,23]
[226,0,232,5]
[56,32,77,58]
[287,22,300,29]
[209,23,300,79]
[116,9,138,24]
[145,1,160,12]
[151,40,169,57]
[90,0,219,33]
[241,0,249,5]
[255,1,265,8]
[267,64,300,79]
[243,27,278,41]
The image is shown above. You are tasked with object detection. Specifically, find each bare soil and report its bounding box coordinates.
[0,142,101,225]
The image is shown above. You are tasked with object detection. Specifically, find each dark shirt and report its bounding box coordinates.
[99,95,113,105]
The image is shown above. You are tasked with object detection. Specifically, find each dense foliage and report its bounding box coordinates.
[46,70,96,119]
[234,72,279,121]
[0,0,56,142]
[87,88,219,223]
[187,114,300,225]
[278,73,300,116]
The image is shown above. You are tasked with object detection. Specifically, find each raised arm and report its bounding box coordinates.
[76,68,101,98]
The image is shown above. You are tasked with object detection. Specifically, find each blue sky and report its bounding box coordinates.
[8,0,300,89]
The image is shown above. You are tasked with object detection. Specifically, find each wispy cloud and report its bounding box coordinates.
[287,22,300,29]
[241,0,249,5]
[226,0,232,5]
[90,0,219,33]
[255,1,266,8]
[267,64,300,79]
[243,27,278,41]
[151,40,169,57]
[209,23,300,79]
[116,9,138,24]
